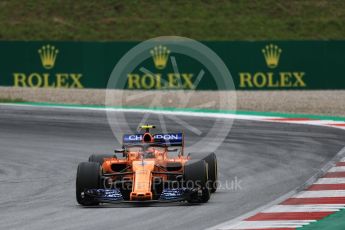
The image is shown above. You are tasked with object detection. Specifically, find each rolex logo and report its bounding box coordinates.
[150,45,170,69]
[262,44,282,69]
[38,44,59,69]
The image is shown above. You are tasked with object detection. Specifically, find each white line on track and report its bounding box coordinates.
[292,190,345,198]
[314,178,345,184]
[262,204,345,213]
[329,166,345,172]
[218,220,314,230]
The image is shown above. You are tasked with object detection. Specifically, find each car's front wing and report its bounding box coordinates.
[84,188,196,204]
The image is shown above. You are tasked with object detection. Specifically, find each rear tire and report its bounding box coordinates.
[88,154,114,165]
[184,160,210,203]
[188,152,218,193]
[76,162,101,206]
[203,153,218,193]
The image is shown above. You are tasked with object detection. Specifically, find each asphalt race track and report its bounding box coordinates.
[0,105,345,230]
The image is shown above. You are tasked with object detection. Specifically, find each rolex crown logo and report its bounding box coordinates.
[38,44,59,69]
[262,44,282,69]
[150,45,170,69]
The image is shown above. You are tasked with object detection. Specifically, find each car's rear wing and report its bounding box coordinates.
[123,133,183,146]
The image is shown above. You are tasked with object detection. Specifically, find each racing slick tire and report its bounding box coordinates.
[76,162,101,206]
[184,160,210,203]
[88,154,114,165]
[188,152,218,193]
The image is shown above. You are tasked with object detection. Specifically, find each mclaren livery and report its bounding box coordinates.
[76,125,218,205]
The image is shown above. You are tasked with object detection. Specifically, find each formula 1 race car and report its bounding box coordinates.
[76,125,218,205]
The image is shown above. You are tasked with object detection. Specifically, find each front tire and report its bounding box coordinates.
[184,160,210,203]
[76,162,101,206]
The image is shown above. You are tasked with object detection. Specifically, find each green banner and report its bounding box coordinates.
[0,41,344,90]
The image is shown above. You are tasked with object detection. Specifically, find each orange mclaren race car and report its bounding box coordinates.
[76,125,218,205]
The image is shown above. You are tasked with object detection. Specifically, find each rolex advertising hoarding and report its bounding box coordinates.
[0,41,344,90]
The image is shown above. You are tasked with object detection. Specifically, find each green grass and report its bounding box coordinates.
[0,0,344,41]
[298,208,345,230]
[0,98,25,103]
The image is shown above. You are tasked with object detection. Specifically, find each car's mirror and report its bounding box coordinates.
[114,149,127,158]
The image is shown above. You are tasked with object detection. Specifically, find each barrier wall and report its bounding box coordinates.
[0,41,344,90]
